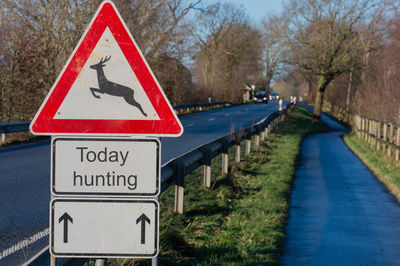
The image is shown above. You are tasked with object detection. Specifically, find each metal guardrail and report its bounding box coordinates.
[0,121,30,133]
[23,102,293,265]
[160,105,293,214]
[352,114,400,161]
[0,102,232,142]
[173,101,232,115]
[0,122,30,142]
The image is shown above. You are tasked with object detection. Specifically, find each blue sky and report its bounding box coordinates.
[216,0,283,24]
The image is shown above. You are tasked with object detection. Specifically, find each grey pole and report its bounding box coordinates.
[95,259,106,266]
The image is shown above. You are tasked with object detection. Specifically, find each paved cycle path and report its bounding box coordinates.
[281,111,400,265]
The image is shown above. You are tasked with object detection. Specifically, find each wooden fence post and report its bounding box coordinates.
[388,123,394,158]
[245,138,251,154]
[369,120,374,147]
[370,120,374,145]
[235,143,241,163]
[361,117,365,140]
[396,127,399,162]
[372,120,376,146]
[260,129,265,141]
[367,118,372,144]
[255,134,260,147]
[373,121,377,147]
[383,123,388,154]
[376,121,381,151]
[355,115,360,138]
[222,141,229,174]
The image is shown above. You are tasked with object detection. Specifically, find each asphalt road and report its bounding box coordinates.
[281,110,400,265]
[0,101,282,265]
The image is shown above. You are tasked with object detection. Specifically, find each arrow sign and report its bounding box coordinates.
[136,213,151,244]
[50,199,159,258]
[59,212,73,243]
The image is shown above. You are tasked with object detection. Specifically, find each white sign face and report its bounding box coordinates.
[54,27,160,121]
[50,198,159,258]
[51,137,160,196]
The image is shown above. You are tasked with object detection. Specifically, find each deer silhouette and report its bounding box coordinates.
[89,56,147,117]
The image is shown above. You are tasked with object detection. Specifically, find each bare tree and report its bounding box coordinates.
[0,0,99,121]
[353,12,400,124]
[261,15,289,94]
[116,0,201,59]
[0,0,199,122]
[192,3,263,102]
[273,70,309,100]
[285,0,385,119]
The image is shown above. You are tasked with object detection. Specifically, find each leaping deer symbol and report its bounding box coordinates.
[89,56,147,117]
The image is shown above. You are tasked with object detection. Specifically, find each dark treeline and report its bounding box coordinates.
[0,0,399,124]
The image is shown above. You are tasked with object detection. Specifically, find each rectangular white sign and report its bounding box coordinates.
[50,198,159,258]
[51,137,160,196]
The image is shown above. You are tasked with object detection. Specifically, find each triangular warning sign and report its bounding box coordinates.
[30,0,183,137]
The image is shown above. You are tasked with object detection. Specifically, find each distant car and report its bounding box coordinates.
[254,91,268,103]
[269,92,279,100]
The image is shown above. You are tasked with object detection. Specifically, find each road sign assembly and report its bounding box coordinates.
[29,0,183,137]
[29,0,184,260]
[51,137,160,196]
[50,198,159,258]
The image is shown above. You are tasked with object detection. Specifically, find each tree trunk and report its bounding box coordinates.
[314,89,325,119]
[265,76,272,94]
[307,79,314,103]
[346,69,353,112]
[313,75,329,120]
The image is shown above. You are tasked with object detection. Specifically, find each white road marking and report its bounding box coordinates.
[208,118,216,121]
[0,228,49,260]
[186,123,194,127]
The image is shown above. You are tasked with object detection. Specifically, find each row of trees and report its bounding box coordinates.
[0,0,265,122]
[271,0,399,124]
[1,0,399,124]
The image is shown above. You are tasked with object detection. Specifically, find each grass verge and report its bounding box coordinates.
[98,106,329,266]
[343,133,400,202]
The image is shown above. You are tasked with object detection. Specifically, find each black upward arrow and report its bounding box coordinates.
[59,212,73,243]
[136,213,150,244]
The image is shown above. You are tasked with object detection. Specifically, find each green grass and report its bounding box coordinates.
[97,106,329,266]
[343,133,400,201]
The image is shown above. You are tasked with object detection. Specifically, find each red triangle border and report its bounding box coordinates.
[30,1,183,137]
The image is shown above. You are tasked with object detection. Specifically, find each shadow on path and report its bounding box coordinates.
[281,107,400,266]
